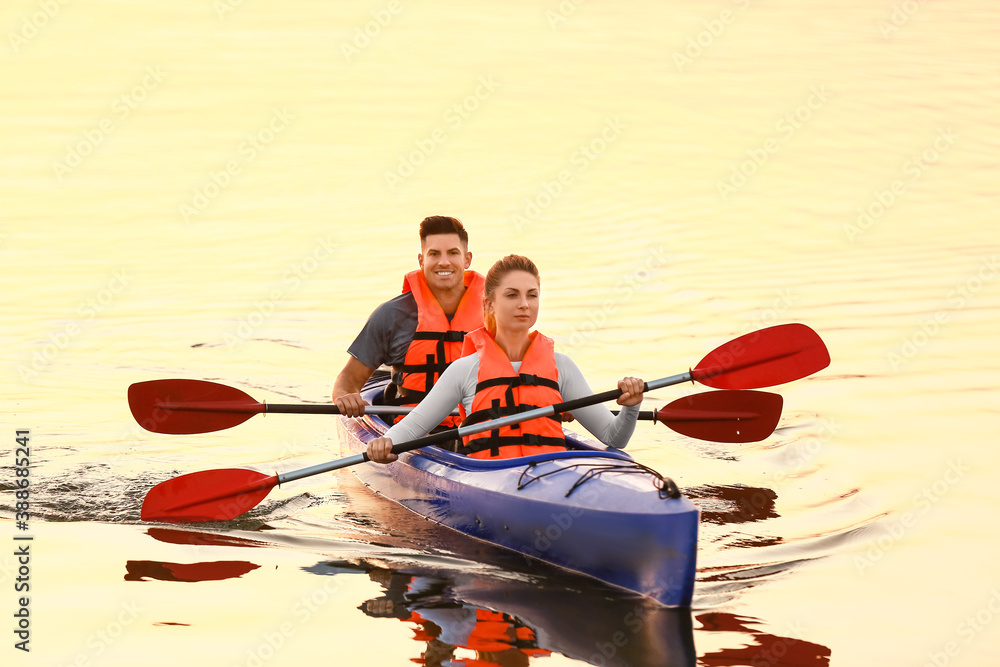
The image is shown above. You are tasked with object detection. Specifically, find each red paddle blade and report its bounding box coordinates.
[656,390,782,443]
[141,468,277,523]
[692,323,830,389]
[128,379,263,434]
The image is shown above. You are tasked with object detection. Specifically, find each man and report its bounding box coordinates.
[333,216,485,423]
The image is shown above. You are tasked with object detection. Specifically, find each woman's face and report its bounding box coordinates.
[487,270,539,334]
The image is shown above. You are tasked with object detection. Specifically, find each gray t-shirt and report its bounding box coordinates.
[347,292,419,371]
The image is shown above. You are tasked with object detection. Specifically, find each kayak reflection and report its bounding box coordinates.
[311,558,696,667]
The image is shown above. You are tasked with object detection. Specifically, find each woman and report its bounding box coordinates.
[367,254,645,463]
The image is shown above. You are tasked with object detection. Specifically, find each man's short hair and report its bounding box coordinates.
[419,216,468,245]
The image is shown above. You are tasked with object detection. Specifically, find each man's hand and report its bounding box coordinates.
[335,392,369,418]
[367,437,397,464]
[333,356,375,417]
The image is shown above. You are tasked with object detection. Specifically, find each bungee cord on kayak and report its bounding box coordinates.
[516,458,681,500]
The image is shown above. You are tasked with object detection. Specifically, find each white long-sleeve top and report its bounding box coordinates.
[383,353,640,449]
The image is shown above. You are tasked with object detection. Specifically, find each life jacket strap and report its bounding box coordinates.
[399,353,448,392]
[461,404,563,427]
[411,330,466,343]
[473,374,560,393]
[459,434,568,456]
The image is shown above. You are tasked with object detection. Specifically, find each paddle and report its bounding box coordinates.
[127,379,439,435]
[620,390,782,443]
[140,323,827,523]
[128,378,778,443]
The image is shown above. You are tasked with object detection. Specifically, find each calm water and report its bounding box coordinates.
[3,1,999,665]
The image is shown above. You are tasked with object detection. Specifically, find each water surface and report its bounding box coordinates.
[3,1,999,665]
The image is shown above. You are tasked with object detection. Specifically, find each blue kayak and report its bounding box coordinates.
[337,377,699,608]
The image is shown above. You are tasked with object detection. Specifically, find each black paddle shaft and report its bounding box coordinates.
[386,374,688,458]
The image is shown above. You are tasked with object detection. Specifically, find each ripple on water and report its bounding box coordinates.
[681,411,882,609]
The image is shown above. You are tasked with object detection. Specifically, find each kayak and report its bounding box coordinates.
[336,375,699,608]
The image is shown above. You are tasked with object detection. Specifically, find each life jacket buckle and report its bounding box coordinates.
[518,373,538,386]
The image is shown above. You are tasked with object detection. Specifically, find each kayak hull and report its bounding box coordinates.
[338,382,699,607]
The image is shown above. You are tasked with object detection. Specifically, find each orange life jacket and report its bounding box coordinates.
[394,269,485,427]
[458,328,566,458]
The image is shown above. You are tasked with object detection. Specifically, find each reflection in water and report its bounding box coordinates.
[145,526,267,548]
[686,485,780,526]
[695,613,831,667]
[361,565,551,667]
[125,528,266,582]
[124,560,260,583]
[310,558,697,667]
[331,456,840,664]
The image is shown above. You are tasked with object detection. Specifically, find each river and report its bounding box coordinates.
[2,1,999,665]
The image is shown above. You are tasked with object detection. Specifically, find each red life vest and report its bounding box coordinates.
[395,269,485,426]
[458,328,566,458]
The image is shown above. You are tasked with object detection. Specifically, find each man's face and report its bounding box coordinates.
[419,233,472,292]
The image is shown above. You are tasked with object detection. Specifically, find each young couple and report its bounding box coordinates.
[333,216,645,464]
